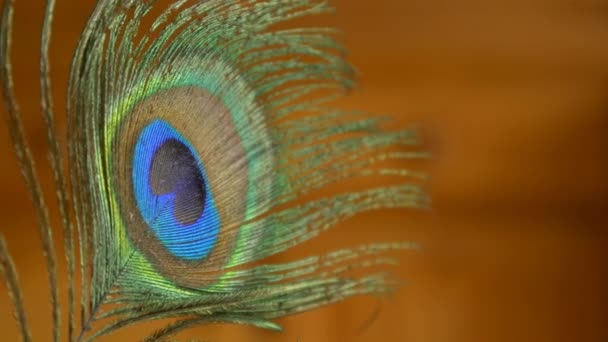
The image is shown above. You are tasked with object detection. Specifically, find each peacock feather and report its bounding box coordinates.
[0,0,427,340]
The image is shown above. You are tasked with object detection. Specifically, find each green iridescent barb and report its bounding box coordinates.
[0,0,427,341]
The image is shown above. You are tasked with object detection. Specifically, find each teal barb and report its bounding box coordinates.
[0,0,427,341]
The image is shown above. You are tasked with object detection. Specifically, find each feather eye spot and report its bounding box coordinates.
[132,119,220,261]
[114,87,251,286]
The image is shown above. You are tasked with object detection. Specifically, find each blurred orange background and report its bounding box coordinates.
[1,0,607,341]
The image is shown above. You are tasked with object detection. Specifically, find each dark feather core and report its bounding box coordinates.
[150,139,206,225]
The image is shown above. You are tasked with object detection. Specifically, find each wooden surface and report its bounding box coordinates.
[1,0,607,341]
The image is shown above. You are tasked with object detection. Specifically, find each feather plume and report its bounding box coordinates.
[0,0,427,340]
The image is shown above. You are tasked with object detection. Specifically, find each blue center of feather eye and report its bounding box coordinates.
[132,119,220,261]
